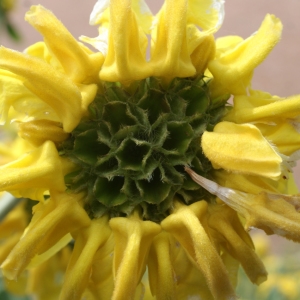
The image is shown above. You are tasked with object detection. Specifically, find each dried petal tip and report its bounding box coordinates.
[186,167,300,243]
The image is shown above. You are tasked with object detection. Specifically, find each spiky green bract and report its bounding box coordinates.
[60,77,229,221]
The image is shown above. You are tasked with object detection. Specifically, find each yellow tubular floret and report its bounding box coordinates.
[207,204,267,285]
[202,122,282,179]
[0,141,65,200]
[148,232,177,300]
[226,91,300,124]
[213,170,292,195]
[1,192,90,280]
[0,47,83,132]
[60,216,111,300]
[27,247,72,300]
[209,14,282,95]
[0,69,49,125]
[151,0,195,79]
[220,251,240,289]
[86,233,115,299]
[169,234,215,300]
[109,211,161,300]
[100,0,151,82]
[0,200,27,264]
[161,200,237,300]
[25,5,104,84]
[18,119,70,147]
[256,122,300,156]
[190,34,216,75]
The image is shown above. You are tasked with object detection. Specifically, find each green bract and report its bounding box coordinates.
[60,76,229,221]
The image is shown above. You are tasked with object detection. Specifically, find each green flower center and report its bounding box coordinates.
[60,76,229,222]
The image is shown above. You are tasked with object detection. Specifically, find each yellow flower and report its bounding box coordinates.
[0,1,300,300]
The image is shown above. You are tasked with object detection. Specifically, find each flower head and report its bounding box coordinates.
[0,1,300,300]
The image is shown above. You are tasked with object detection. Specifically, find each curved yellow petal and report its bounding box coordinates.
[18,119,69,147]
[208,204,267,285]
[0,47,83,132]
[24,41,64,72]
[150,0,195,79]
[220,251,240,289]
[209,14,282,95]
[256,122,300,156]
[213,170,291,195]
[60,217,111,300]
[190,33,216,75]
[0,233,22,265]
[100,0,151,82]
[86,233,115,299]
[131,0,153,34]
[202,121,282,179]
[187,0,224,32]
[27,247,72,300]
[0,141,66,200]
[27,233,72,269]
[161,200,236,300]
[1,192,90,280]
[109,212,161,300]
[78,83,99,113]
[169,234,214,300]
[25,5,104,84]
[148,232,176,300]
[0,69,56,125]
[226,91,300,124]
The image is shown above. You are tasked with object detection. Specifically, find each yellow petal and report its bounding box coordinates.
[213,170,291,195]
[60,217,111,300]
[1,192,90,280]
[27,233,72,269]
[0,69,55,125]
[220,251,240,289]
[89,0,110,26]
[78,83,99,113]
[18,119,69,147]
[100,0,151,82]
[207,204,267,285]
[24,41,64,72]
[0,47,83,132]
[202,121,282,179]
[169,234,214,300]
[150,0,195,79]
[209,14,282,95]
[86,233,115,299]
[109,211,161,300]
[0,200,27,238]
[226,91,300,124]
[25,5,104,84]
[27,247,72,300]
[131,0,153,34]
[0,233,22,265]
[161,200,236,300]
[190,34,216,75]
[187,0,224,32]
[0,137,35,166]
[0,141,66,200]
[148,232,176,300]
[256,122,300,156]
